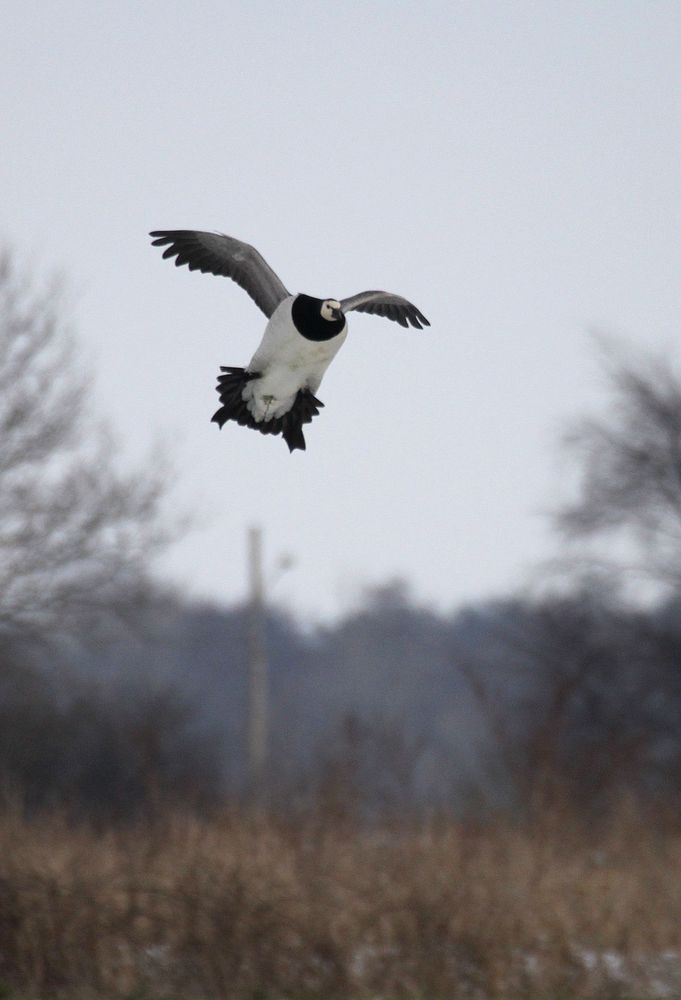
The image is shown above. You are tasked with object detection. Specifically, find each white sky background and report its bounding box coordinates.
[2,1,680,620]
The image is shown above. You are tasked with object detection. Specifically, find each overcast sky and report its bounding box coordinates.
[3,1,680,619]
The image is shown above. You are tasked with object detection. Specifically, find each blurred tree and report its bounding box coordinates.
[554,341,681,596]
[458,592,660,816]
[456,342,681,817]
[0,638,223,818]
[0,250,171,642]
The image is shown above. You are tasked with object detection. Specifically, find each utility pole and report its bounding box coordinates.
[247,526,268,802]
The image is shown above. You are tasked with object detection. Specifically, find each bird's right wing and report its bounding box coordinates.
[340,290,429,329]
[149,230,290,319]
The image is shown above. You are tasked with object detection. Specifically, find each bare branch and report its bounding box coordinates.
[0,249,175,643]
[554,340,681,595]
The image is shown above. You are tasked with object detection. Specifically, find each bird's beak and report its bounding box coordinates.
[332,307,343,321]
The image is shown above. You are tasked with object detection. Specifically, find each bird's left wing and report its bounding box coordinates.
[340,291,429,329]
[149,230,290,319]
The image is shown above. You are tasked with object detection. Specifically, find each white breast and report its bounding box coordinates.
[242,297,347,422]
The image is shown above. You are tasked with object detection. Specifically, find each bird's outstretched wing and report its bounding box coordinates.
[340,291,429,329]
[149,230,290,319]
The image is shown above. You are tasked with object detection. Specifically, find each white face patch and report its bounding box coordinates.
[320,299,342,322]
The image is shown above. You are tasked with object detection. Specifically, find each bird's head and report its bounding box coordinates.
[320,299,343,322]
[292,293,345,341]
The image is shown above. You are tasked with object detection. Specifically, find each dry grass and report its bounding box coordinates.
[0,804,679,998]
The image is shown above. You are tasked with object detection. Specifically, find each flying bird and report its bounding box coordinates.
[149,229,429,452]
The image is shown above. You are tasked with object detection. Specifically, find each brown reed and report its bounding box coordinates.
[0,803,678,998]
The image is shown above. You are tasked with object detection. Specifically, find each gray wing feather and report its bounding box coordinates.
[340,290,429,329]
[149,230,290,319]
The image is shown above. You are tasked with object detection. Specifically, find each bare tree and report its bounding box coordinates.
[553,340,681,596]
[458,341,681,817]
[456,589,674,818]
[0,249,172,642]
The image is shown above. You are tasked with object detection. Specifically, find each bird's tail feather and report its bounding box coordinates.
[211,367,323,452]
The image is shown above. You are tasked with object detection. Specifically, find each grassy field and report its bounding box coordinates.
[0,803,679,999]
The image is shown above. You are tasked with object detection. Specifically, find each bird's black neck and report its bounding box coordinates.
[292,294,345,341]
